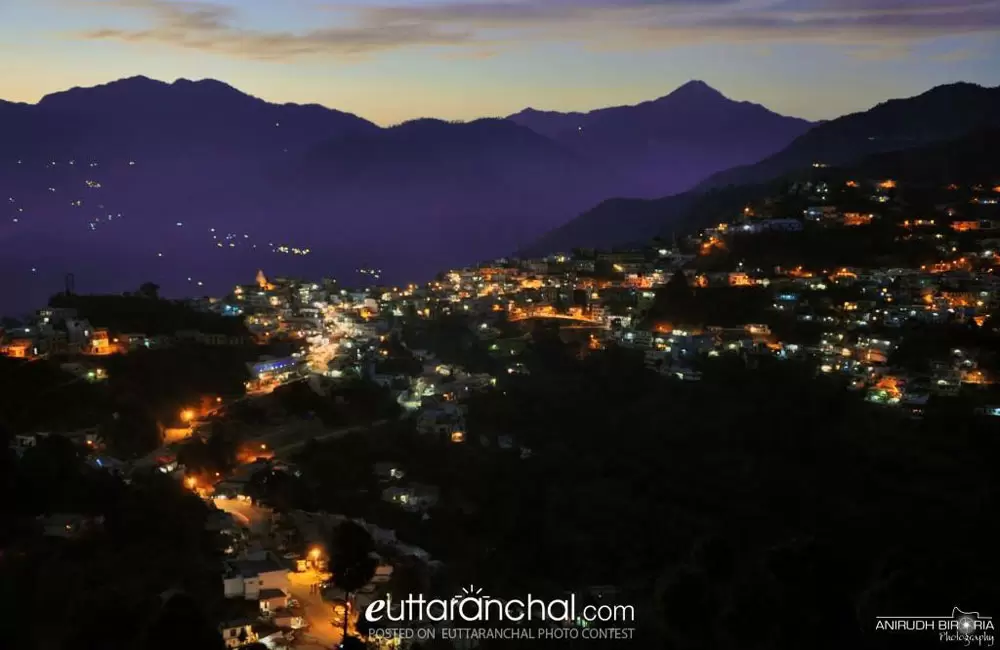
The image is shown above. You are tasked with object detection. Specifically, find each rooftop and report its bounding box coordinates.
[225,555,288,578]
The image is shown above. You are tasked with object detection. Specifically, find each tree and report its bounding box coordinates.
[646,269,695,325]
[328,521,377,643]
[141,593,225,650]
[176,428,237,477]
[99,405,161,459]
[138,282,161,300]
[340,637,366,650]
[387,560,430,599]
[247,468,309,512]
[0,316,23,330]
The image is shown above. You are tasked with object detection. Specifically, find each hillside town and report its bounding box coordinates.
[3,171,999,650]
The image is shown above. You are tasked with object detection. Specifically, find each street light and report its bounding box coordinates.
[180,409,195,422]
[185,476,197,489]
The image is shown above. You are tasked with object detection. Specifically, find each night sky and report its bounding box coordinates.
[2,0,999,124]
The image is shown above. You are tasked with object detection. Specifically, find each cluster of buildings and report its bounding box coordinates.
[350,177,999,417]
[204,496,454,649]
[0,307,132,360]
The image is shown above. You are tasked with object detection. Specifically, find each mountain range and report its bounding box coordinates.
[2,77,999,313]
[527,82,1000,254]
[0,76,812,311]
[508,80,813,197]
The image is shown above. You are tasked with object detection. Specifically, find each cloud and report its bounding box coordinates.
[77,0,479,59]
[437,49,501,61]
[74,0,1000,61]
[929,48,978,61]
[848,45,912,61]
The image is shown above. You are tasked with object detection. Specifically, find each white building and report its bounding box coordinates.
[222,552,290,600]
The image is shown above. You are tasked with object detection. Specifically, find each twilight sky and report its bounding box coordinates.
[1,0,999,125]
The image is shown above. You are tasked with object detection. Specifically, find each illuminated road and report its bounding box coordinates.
[509,313,605,325]
[211,499,343,647]
[213,497,272,536]
[289,569,343,649]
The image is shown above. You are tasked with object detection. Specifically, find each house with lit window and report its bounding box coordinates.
[373,461,406,482]
[619,329,654,348]
[88,328,114,355]
[416,403,466,440]
[256,588,290,614]
[382,484,440,512]
[0,337,36,358]
[64,319,94,346]
[218,619,258,649]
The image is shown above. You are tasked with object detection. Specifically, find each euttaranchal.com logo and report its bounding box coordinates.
[366,585,635,625]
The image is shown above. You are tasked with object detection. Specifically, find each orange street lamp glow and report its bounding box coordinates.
[181,409,195,422]
[185,477,197,489]
[310,547,321,559]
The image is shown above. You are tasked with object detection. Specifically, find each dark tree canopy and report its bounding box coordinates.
[329,521,377,594]
[137,282,161,300]
[141,593,225,650]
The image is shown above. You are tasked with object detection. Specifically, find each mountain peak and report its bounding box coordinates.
[171,77,241,95]
[663,80,725,101]
[36,75,249,110]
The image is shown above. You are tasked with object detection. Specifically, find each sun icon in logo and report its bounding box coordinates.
[951,608,984,636]
[458,585,484,598]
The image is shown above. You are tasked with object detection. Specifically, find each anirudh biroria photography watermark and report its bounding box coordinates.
[364,585,637,641]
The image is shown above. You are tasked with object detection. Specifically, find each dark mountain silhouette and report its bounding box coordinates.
[526,127,1000,257]
[699,82,1000,190]
[508,80,814,197]
[527,82,1000,254]
[0,76,811,313]
[844,127,1000,184]
[259,117,625,269]
[10,76,377,161]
